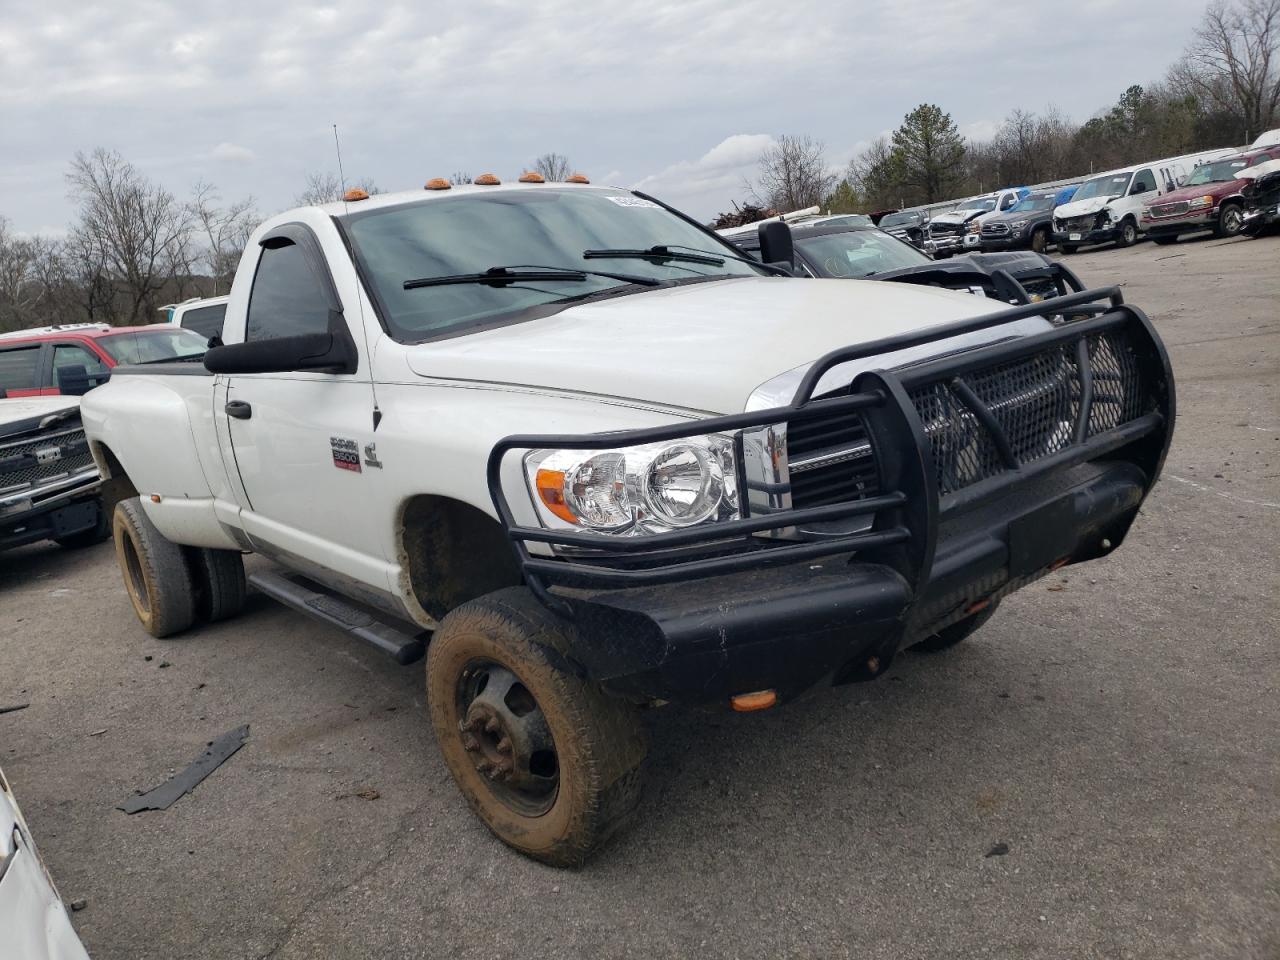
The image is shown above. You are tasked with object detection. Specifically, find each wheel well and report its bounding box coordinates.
[92,442,138,506]
[398,495,522,621]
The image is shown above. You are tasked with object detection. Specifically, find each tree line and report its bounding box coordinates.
[722,0,1278,223]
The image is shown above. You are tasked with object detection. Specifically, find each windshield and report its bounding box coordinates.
[1185,158,1250,186]
[796,229,930,278]
[1073,173,1132,202]
[956,197,998,213]
[344,188,763,342]
[1009,193,1058,213]
[878,211,918,228]
[98,327,209,364]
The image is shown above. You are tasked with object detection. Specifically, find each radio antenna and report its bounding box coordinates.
[334,123,382,431]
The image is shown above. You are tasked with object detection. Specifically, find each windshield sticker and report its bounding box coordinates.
[330,436,362,473]
[605,196,661,209]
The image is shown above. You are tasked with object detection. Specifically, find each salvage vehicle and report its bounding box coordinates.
[1141,147,1280,243]
[1240,158,1280,236]
[924,188,1029,258]
[0,323,210,397]
[979,185,1079,253]
[164,295,230,341]
[1,395,104,552]
[0,765,91,960]
[877,209,929,248]
[1051,149,1236,252]
[81,176,1175,866]
[718,218,1082,303]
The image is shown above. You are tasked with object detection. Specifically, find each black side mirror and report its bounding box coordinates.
[757,221,795,270]
[57,363,92,396]
[204,331,356,375]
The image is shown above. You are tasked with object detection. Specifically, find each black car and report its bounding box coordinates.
[876,209,929,248]
[720,219,1083,305]
[980,187,1080,254]
[1241,162,1280,236]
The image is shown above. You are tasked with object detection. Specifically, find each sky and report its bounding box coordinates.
[0,0,1217,235]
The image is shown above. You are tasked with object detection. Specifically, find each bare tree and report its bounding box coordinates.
[190,181,258,296]
[749,135,838,211]
[1170,0,1280,141]
[65,148,192,324]
[449,171,473,185]
[0,216,40,331]
[849,136,900,208]
[296,172,380,205]
[532,153,573,182]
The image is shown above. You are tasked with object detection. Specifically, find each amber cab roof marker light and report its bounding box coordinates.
[424,178,451,191]
[518,171,545,183]
[566,173,590,184]
[474,173,501,185]
[343,188,370,202]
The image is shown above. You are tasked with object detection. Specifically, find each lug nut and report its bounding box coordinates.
[484,717,501,734]
[496,737,513,755]
[461,734,479,753]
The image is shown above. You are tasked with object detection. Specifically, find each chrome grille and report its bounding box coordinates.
[0,423,94,494]
[1063,214,1098,232]
[981,222,1010,236]
[928,221,963,238]
[785,412,880,508]
[1149,201,1189,219]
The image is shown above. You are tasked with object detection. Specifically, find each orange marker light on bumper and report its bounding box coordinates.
[731,690,777,712]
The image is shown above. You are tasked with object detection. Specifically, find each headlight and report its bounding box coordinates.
[1010,219,1028,231]
[966,220,981,233]
[1188,195,1214,209]
[524,435,739,535]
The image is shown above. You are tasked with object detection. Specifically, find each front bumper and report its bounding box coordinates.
[979,235,1026,251]
[1054,224,1118,247]
[0,471,102,550]
[488,288,1174,706]
[923,235,969,256]
[1143,208,1215,236]
[1242,205,1280,234]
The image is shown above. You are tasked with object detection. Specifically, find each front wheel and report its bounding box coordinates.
[112,498,196,638]
[1030,227,1048,254]
[1115,219,1138,247]
[426,588,646,867]
[1213,205,1243,238]
[913,602,999,653]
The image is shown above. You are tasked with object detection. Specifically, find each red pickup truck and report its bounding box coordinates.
[1142,147,1280,243]
[0,323,208,398]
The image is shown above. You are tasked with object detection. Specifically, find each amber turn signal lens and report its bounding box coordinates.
[730,690,777,712]
[424,178,451,190]
[964,598,990,616]
[518,171,545,183]
[474,173,501,185]
[566,173,590,184]
[534,468,578,524]
[343,188,369,202]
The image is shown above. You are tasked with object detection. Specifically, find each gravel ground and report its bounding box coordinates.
[1,232,1277,960]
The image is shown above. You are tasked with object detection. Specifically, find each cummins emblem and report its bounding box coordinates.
[35,446,63,465]
[363,442,383,469]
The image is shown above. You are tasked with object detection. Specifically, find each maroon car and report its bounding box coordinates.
[1142,147,1280,243]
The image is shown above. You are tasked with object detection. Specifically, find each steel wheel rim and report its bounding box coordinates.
[1123,223,1136,244]
[456,660,559,817]
[1223,209,1241,234]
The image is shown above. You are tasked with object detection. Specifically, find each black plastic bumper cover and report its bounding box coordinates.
[487,287,1175,705]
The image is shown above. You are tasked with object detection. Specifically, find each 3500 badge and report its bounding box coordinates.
[330,436,362,473]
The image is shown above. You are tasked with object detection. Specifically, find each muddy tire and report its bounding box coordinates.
[112,498,196,638]
[185,547,246,623]
[55,500,109,548]
[1212,204,1243,238]
[426,587,646,867]
[1030,227,1048,254]
[1115,219,1138,247]
[913,602,999,653]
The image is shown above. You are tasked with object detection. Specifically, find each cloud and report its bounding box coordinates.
[211,142,256,163]
[633,134,777,218]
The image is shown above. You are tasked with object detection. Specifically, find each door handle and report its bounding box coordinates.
[225,400,252,420]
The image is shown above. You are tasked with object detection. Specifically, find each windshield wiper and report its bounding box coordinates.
[404,265,660,290]
[585,244,792,276]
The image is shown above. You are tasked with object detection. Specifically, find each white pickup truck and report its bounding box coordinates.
[81,177,1175,865]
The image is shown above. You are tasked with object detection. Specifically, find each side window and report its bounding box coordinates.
[1132,169,1156,194]
[52,343,111,391]
[1000,194,1016,210]
[0,345,41,395]
[246,240,333,341]
[180,303,227,339]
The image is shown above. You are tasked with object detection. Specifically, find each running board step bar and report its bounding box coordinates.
[248,570,428,665]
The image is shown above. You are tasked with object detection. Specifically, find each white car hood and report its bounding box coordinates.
[1055,196,1113,219]
[931,209,984,225]
[405,277,1038,414]
[0,396,79,428]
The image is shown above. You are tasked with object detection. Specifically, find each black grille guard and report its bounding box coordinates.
[486,286,1175,613]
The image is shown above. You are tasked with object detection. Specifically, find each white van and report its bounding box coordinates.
[1051,148,1238,252]
[164,295,229,341]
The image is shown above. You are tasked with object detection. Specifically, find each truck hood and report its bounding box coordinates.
[931,209,985,225]
[1156,180,1244,203]
[404,277,1038,414]
[1055,196,1114,219]
[0,396,80,437]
